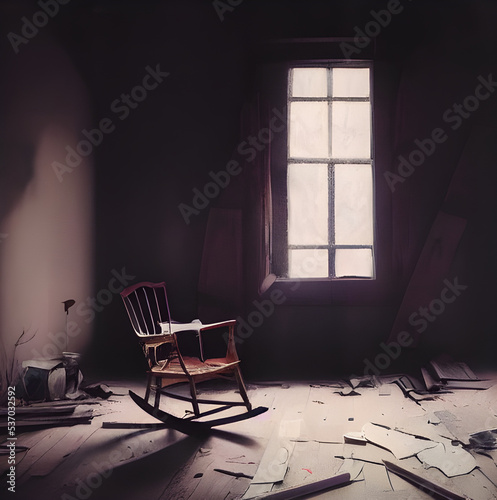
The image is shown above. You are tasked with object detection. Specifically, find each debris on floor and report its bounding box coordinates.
[0,404,94,432]
[423,354,495,391]
[2,373,497,500]
[82,383,114,399]
[361,422,439,459]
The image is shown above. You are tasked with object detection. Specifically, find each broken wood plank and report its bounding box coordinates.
[383,460,466,500]
[442,379,494,390]
[252,472,351,500]
[213,468,253,479]
[0,405,77,417]
[102,421,169,429]
[0,410,93,431]
[25,399,100,407]
[428,355,478,381]
[421,366,441,392]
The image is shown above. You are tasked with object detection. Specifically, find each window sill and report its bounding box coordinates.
[261,275,392,306]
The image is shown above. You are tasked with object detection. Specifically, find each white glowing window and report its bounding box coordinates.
[287,65,375,279]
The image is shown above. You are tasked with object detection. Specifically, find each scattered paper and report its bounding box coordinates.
[362,422,438,459]
[417,437,477,477]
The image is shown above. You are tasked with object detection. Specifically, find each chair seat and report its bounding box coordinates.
[150,356,240,376]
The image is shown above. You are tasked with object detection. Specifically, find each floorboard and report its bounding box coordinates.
[1,375,496,499]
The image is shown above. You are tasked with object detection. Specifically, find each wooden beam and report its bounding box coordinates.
[256,472,351,500]
[383,460,466,500]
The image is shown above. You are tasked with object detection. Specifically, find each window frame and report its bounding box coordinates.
[273,59,377,282]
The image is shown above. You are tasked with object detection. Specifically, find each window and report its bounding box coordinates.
[284,63,375,279]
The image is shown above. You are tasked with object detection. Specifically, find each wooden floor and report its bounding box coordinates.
[2,374,497,500]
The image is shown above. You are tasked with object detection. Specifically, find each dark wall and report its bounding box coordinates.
[0,0,95,395]
[1,0,496,382]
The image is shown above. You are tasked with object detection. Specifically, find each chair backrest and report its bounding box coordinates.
[120,282,171,337]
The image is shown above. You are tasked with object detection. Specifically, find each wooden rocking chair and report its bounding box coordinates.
[120,281,251,418]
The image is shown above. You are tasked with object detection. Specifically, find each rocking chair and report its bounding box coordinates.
[120,281,251,417]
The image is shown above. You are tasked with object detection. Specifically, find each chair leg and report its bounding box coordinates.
[154,376,161,411]
[145,373,152,404]
[234,367,252,411]
[188,378,200,417]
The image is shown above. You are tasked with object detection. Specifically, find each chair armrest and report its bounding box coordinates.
[157,319,240,365]
[159,321,201,335]
[158,319,237,334]
[199,319,237,332]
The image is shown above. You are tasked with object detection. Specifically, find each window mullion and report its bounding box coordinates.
[329,163,335,278]
[327,67,334,278]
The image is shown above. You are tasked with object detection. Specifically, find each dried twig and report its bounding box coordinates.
[8,329,37,386]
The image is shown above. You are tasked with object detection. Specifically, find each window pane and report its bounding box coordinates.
[331,102,371,159]
[291,67,328,97]
[332,68,370,97]
[289,249,328,278]
[334,164,373,245]
[289,101,329,158]
[335,248,373,278]
[288,163,328,245]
